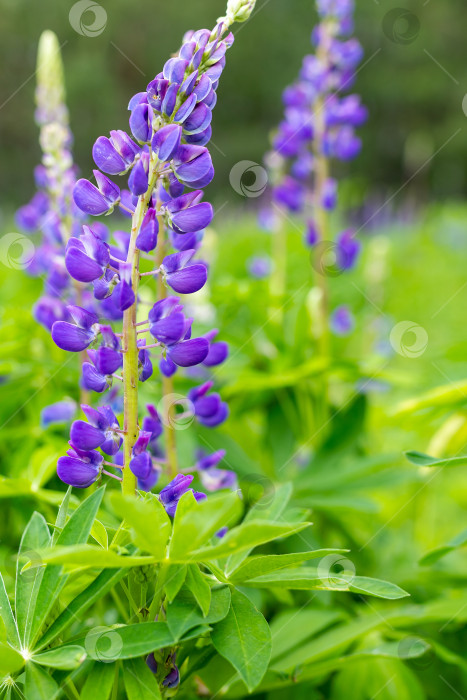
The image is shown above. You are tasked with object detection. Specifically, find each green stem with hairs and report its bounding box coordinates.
[154,215,178,479]
[122,163,159,496]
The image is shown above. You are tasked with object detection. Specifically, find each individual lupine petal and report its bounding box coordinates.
[148,296,182,321]
[92,136,127,175]
[34,296,69,331]
[336,229,360,269]
[330,305,355,336]
[142,405,163,441]
[113,261,135,311]
[202,330,229,366]
[183,103,212,135]
[168,200,213,234]
[162,666,180,689]
[146,654,158,675]
[138,342,153,382]
[52,322,96,352]
[41,400,77,428]
[119,189,136,217]
[70,419,105,450]
[216,526,228,538]
[180,70,198,96]
[173,145,214,188]
[129,102,153,144]
[138,464,161,492]
[136,208,159,252]
[68,305,99,329]
[205,56,225,82]
[65,232,110,283]
[305,220,319,247]
[273,176,305,212]
[173,93,198,125]
[130,452,152,479]
[128,158,149,196]
[202,89,217,110]
[94,269,118,300]
[150,311,185,345]
[132,430,152,456]
[159,474,194,516]
[93,345,122,374]
[195,449,226,471]
[194,74,213,102]
[164,262,208,295]
[162,83,179,117]
[57,450,102,488]
[52,305,99,352]
[160,356,177,377]
[248,255,271,279]
[200,467,237,492]
[168,337,209,367]
[163,57,189,83]
[152,124,182,163]
[171,230,203,252]
[82,362,109,393]
[322,177,338,210]
[184,126,212,147]
[73,179,111,216]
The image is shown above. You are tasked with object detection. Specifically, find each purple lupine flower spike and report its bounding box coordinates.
[52,2,256,498]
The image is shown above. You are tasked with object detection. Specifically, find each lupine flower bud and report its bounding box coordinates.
[330,305,355,336]
[159,474,206,517]
[225,0,256,23]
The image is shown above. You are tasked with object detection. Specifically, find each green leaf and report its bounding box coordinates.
[225,482,293,574]
[166,586,230,640]
[168,491,242,560]
[164,564,187,603]
[52,486,72,544]
[0,642,24,675]
[192,521,311,562]
[394,380,467,415]
[82,622,174,660]
[185,564,211,616]
[405,451,467,468]
[15,511,50,646]
[36,544,156,568]
[420,528,467,565]
[31,644,86,670]
[229,549,349,582]
[90,519,108,549]
[24,662,59,700]
[270,608,344,662]
[123,657,162,699]
[0,573,20,647]
[110,492,171,558]
[211,589,271,692]
[28,487,105,647]
[243,569,409,599]
[36,565,129,650]
[80,662,116,700]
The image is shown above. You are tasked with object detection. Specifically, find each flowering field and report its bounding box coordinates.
[0,0,466,698]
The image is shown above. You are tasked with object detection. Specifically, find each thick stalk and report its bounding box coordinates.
[154,215,178,478]
[122,166,159,495]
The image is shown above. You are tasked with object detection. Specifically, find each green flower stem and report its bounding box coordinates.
[122,163,159,496]
[269,210,287,323]
[154,214,178,479]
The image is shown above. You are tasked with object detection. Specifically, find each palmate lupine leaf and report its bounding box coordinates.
[30,644,86,670]
[109,492,172,559]
[26,486,105,647]
[228,549,349,583]
[184,563,211,616]
[24,661,59,700]
[15,511,51,647]
[70,622,176,661]
[211,589,272,693]
[166,586,231,640]
[80,662,116,700]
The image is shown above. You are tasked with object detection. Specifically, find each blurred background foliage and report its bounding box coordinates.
[1,0,467,211]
